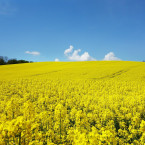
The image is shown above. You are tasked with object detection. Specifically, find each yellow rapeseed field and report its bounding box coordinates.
[0,61,145,145]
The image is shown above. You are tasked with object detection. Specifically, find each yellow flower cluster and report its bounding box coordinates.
[0,61,145,144]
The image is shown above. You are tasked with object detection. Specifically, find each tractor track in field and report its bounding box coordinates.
[90,69,129,80]
[90,64,143,80]
[31,70,61,77]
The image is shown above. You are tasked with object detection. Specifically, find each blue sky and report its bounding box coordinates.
[0,0,145,62]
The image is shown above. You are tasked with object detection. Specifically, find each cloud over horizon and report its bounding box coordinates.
[64,45,73,55]
[25,51,40,56]
[55,58,59,62]
[103,52,121,61]
[64,45,96,61]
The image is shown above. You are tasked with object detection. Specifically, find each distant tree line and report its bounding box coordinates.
[0,56,33,65]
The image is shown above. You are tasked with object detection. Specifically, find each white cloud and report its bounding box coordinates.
[55,58,59,62]
[64,45,96,61]
[25,51,40,56]
[64,45,73,55]
[103,52,121,61]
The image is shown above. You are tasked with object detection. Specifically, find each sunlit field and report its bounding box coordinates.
[0,61,145,145]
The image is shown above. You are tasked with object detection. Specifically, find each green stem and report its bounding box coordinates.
[60,111,61,144]
[19,132,21,145]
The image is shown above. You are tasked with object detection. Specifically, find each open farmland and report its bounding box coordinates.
[0,61,145,144]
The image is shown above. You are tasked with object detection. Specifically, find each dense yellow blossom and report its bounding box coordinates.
[0,61,145,144]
